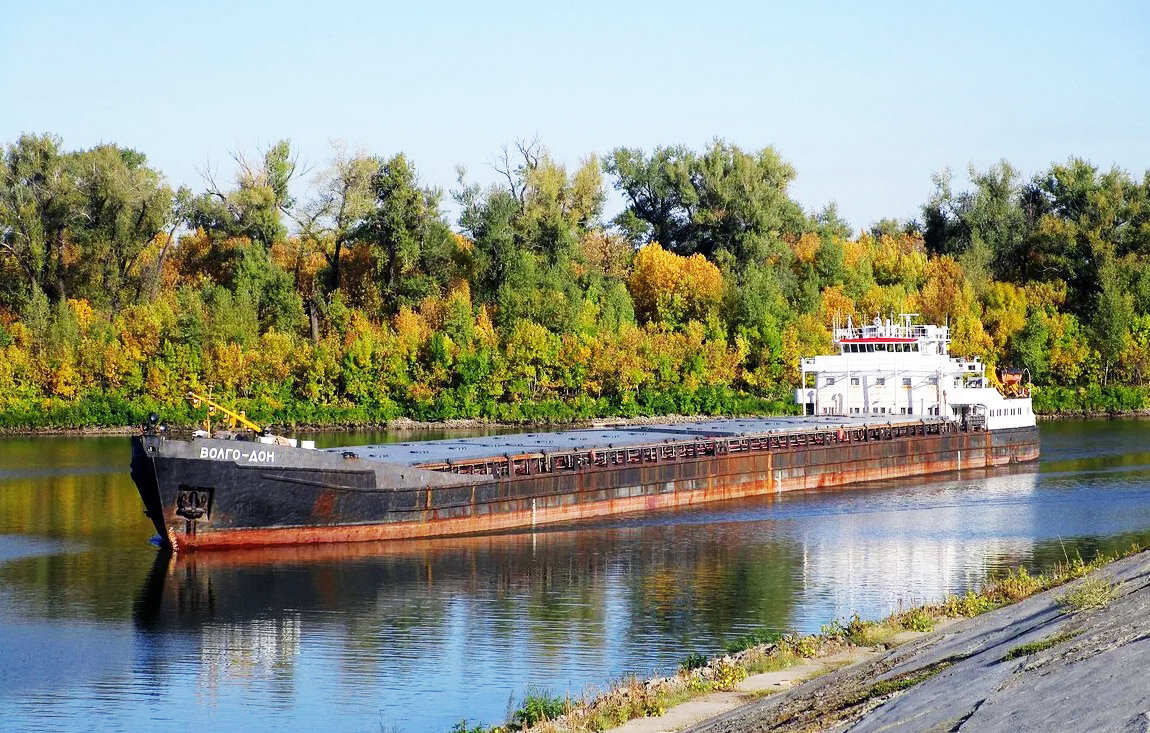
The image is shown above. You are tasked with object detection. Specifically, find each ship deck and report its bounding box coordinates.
[325,415,916,466]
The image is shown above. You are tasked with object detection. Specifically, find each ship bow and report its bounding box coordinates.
[130,436,169,544]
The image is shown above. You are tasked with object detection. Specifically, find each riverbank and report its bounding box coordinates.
[690,546,1150,732]
[468,542,1148,733]
[0,388,793,435]
[6,404,1150,437]
[0,412,781,437]
[5,382,1150,435]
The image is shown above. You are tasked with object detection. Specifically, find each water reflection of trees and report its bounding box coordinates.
[628,525,800,638]
[0,548,156,621]
[0,470,151,542]
[1030,530,1150,571]
[0,468,156,621]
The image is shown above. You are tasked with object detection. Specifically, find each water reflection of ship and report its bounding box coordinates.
[133,532,618,630]
[131,525,803,685]
[796,466,1041,618]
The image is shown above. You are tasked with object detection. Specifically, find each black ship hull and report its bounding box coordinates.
[130,418,1040,552]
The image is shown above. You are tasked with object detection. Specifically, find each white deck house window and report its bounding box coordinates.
[795,315,1035,431]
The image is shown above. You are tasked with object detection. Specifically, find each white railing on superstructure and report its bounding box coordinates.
[833,320,949,343]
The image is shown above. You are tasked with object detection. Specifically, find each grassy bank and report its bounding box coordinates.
[5,382,1150,434]
[0,386,796,433]
[459,540,1148,733]
[1031,384,1150,416]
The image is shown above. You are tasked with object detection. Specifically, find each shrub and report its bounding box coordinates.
[723,627,783,654]
[679,652,709,672]
[511,689,567,728]
[899,609,935,633]
[710,658,747,691]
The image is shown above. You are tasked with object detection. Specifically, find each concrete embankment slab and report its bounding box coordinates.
[689,551,1150,733]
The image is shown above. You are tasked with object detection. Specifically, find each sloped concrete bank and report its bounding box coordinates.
[689,551,1150,733]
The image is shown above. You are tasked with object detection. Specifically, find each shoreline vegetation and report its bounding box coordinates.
[4,136,1150,437]
[4,397,1150,437]
[455,542,1148,733]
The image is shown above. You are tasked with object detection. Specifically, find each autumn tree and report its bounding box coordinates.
[295,145,379,294]
[629,243,723,326]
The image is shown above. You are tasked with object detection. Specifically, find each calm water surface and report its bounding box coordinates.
[2,421,1150,731]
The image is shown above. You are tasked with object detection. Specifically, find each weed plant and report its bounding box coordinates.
[1057,577,1117,612]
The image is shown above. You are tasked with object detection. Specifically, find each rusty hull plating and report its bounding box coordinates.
[130,418,1039,552]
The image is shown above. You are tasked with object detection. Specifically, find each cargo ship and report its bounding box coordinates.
[130,317,1039,551]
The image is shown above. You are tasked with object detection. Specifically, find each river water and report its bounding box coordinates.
[1,420,1149,732]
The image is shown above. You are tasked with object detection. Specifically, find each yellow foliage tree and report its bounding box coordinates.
[918,256,993,357]
[981,282,1029,352]
[819,286,856,327]
[629,243,723,325]
[781,314,832,385]
[792,232,821,264]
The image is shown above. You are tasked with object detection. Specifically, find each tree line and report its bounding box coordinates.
[2,133,1149,428]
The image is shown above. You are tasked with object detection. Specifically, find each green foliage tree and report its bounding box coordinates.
[0,133,79,305]
[193,139,297,248]
[6,134,1150,427]
[296,145,379,293]
[356,153,457,314]
[1093,254,1134,383]
[607,140,806,265]
[71,144,173,307]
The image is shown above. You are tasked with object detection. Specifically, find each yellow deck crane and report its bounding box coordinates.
[185,391,300,447]
[187,391,263,434]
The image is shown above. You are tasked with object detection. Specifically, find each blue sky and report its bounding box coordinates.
[2,0,1147,230]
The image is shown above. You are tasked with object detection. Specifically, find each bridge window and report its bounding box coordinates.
[851,377,859,385]
[876,378,885,386]
[824,377,835,386]
[902,377,912,386]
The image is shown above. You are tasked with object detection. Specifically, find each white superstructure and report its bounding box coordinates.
[795,315,1035,431]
